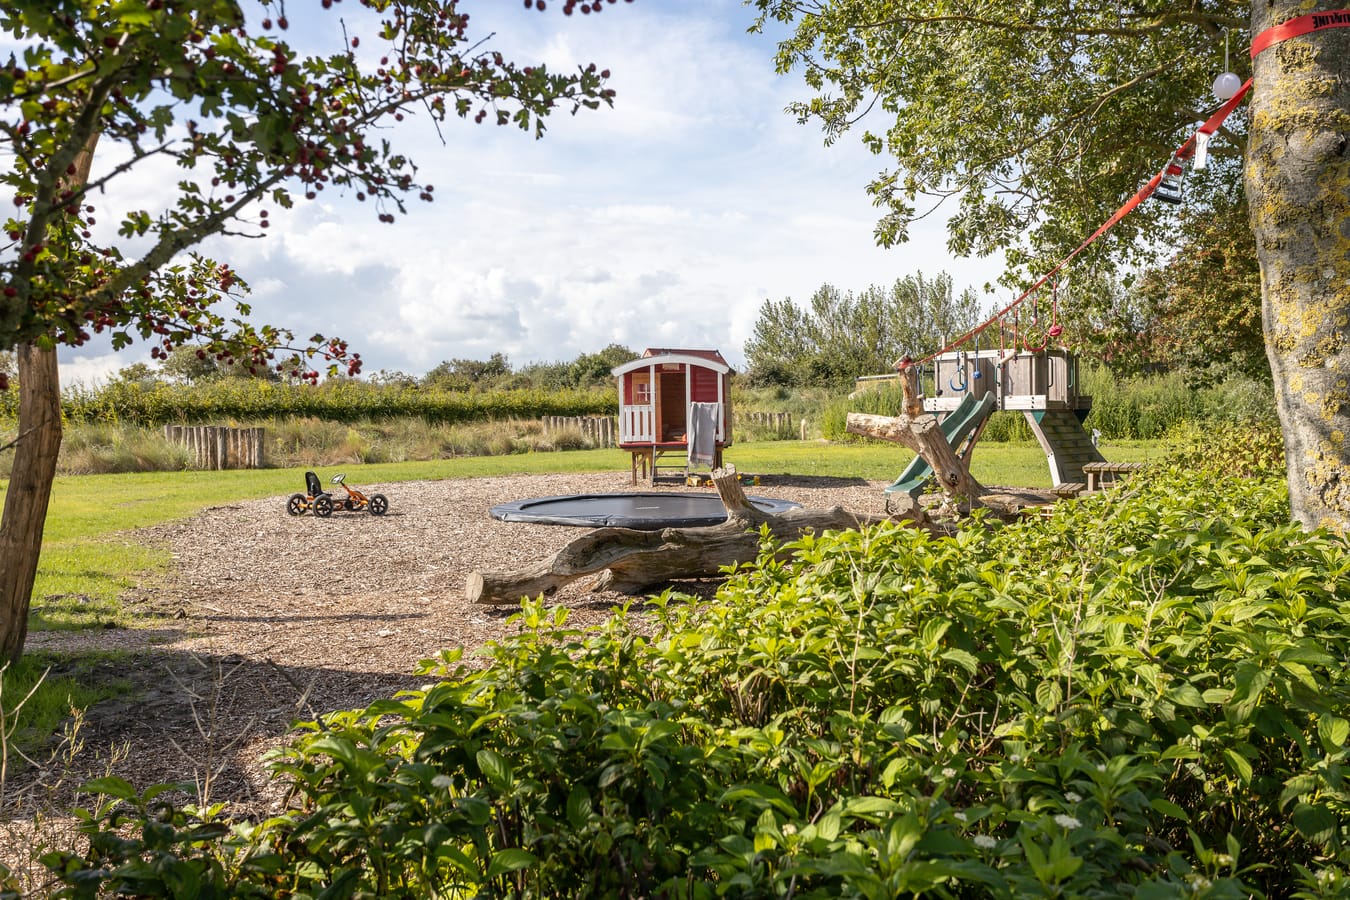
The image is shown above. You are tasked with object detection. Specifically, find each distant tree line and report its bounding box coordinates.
[745,226,1267,391]
[743,272,985,389]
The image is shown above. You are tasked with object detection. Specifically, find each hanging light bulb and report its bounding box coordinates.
[1212,31,1241,101]
[1213,71,1242,101]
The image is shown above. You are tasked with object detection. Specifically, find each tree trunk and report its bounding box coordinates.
[467,467,883,605]
[1246,0,1350,532]
[0,133,96,664]
[844,411,987,508]
[0,346,63,665]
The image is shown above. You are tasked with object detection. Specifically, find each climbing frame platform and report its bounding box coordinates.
[924,349,1101,488]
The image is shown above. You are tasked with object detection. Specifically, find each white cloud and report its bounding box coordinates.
[55,1,1005,386]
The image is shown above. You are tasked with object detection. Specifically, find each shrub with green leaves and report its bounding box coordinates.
[38,470,1350,898]
[1163,419,1286,478]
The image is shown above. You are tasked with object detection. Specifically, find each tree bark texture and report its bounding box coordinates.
[466,467,881,605]
[0,346,63,664]
[1246,0,1350,532]
[0,133,98,664]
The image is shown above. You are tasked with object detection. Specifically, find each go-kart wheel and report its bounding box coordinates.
[368,494,389,515]
[314,496,334,518]
[286,494,307,516]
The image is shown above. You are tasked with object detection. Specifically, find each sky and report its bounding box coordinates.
[58,0,1007,386]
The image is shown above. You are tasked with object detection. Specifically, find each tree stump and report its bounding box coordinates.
[466,466,881,605]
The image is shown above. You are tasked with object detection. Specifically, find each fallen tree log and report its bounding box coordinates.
[467,466,882,605]
[846,410,987,513]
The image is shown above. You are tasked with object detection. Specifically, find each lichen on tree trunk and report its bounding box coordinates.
[1246,0,1350,533]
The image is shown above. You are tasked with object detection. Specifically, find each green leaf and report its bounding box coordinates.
[720,784,799,817]
[476,749,512,790]
[1166,683,1206,708]
[1223,748,1253,785]
[566,786,593,828]
[1290,802,1338,846]
[941,648,979,675]
[1035,679,1063,710]
[1318,715,1349,753]
[79,776,138,800]
[486,848,537,879]
[1149,797,1190,822]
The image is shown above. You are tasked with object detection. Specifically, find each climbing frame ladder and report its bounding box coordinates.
[1024,409,1105,487]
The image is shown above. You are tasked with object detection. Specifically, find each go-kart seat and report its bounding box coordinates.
[305,471,326,498]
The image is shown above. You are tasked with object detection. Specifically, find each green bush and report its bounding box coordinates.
[39,470,1350,897]
[1082,367,1275,440]
[1163,420,1286,478]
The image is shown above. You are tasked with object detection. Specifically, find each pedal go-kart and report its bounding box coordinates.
[287,471,389,518]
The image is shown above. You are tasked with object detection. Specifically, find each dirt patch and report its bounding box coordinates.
[13,470,889,819]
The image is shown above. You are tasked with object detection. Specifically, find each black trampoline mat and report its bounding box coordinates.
[489,492,802,529]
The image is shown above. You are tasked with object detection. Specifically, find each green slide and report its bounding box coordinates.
[883,391,996,498]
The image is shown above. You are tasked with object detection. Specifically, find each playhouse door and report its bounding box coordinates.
[659,372,687,441]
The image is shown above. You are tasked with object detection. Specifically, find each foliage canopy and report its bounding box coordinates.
[750,0,1248,281]
[1,0,615,377]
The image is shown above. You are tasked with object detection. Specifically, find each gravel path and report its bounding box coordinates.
[16,470,889,817]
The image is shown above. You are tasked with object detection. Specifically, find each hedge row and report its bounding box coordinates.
[0,380,617,426]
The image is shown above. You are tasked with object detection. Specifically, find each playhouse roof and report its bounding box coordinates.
[612,348,733,378]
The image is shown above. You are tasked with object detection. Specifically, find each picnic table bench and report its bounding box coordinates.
[1081,461,1147,491]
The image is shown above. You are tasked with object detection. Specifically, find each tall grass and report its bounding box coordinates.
[820,365,1275,442]
[0,417,614,478]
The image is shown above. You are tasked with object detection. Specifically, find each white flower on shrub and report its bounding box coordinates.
[1064,791,1081,803]
[1053,814,1081,829]
[973,835,997,850]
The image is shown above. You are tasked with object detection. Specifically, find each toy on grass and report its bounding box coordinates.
[286,471,388,518]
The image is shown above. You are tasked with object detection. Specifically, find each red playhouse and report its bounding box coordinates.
[612,348,734,483]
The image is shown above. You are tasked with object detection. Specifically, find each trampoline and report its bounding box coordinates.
[490,492,802,529]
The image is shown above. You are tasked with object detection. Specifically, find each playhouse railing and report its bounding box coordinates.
[620,405,655,443]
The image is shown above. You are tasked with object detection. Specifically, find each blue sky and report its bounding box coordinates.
[60,0,1006,384]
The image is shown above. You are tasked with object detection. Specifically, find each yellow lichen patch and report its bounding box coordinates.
[1303,448,1350,535]
[1323,394,1343,420]
[1331,430,1345,447]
